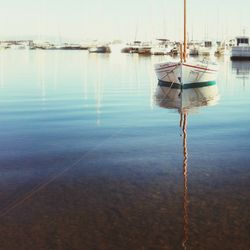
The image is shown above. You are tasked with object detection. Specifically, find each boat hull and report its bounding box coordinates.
[138,47,152,55]
[189,49,199,56]
[88,46,111,53]
[154,61,218,88]
[231,46,250,60]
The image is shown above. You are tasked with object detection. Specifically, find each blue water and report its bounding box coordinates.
[0,50,249,250]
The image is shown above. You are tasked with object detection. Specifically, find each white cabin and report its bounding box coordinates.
[236,36,249,46]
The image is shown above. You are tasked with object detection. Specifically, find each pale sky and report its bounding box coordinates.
[0,0,249,42]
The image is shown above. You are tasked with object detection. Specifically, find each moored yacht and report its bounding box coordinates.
[150,39,170,55]
[138,42,152,55]
[121,41,141,53]
[214,41,228,56]
[155,59,218,89]
[121,41,152,54]
[88,45,111,53]
[188,42,199,56]
[231,36,250,60]
[198,40,215,57]
[154,0,218,89]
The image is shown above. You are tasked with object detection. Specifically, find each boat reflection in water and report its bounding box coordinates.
[232,61,250,86]
[154,83,220,249]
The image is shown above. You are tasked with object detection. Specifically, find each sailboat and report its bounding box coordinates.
[154,0,218,89]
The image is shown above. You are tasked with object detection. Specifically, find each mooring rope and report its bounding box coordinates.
[159,63,181,97]
[160,63,180,82]
[0,127,125,218]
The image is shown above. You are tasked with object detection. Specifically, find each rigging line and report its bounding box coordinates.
[160,64,180,81]
[0,127,125,218]
[159,64,181,97]
[197,60,209,82]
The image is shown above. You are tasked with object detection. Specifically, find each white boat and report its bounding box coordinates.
[188,45,199,56]
[121,41,141,53]
[88,45,111,53]
[151,39,171,55]
[155,60,218,89]
[154,0,218,89]
[121,41,152,54]
[198,40,215,56]
[231,36,250,60]
[169,45,179,56]
[138,42,152,55]
[214,41,228,56]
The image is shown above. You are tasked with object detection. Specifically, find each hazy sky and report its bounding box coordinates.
[1,0,249,41]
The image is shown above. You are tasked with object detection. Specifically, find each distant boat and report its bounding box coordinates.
[138,42,152,55]
[0,42,10,49]
[188,42,199,56]
[150,39,170,55]
[154,0,218,89]
[60,44,88,50]
[32,42,53,50]
[121,41,151,54]
[214,41,227,56]
[88,46,111,53]
[169,44,179,56]
[121,41,140,53]
[231,36,250,60]
[121,45,133,53]
[198,40,215,56]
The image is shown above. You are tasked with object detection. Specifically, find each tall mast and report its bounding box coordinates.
[184,0,187,62]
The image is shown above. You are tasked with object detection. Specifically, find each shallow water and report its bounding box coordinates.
[0,50,249,249]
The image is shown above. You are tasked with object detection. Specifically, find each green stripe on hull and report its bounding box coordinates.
[158,80,217,89]
[158,81,181,89]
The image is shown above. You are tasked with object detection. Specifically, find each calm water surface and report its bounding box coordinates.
[0,50,249,250]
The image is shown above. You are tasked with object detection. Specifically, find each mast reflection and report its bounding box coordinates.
[180,112,188,249]
[155,83,220,249]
